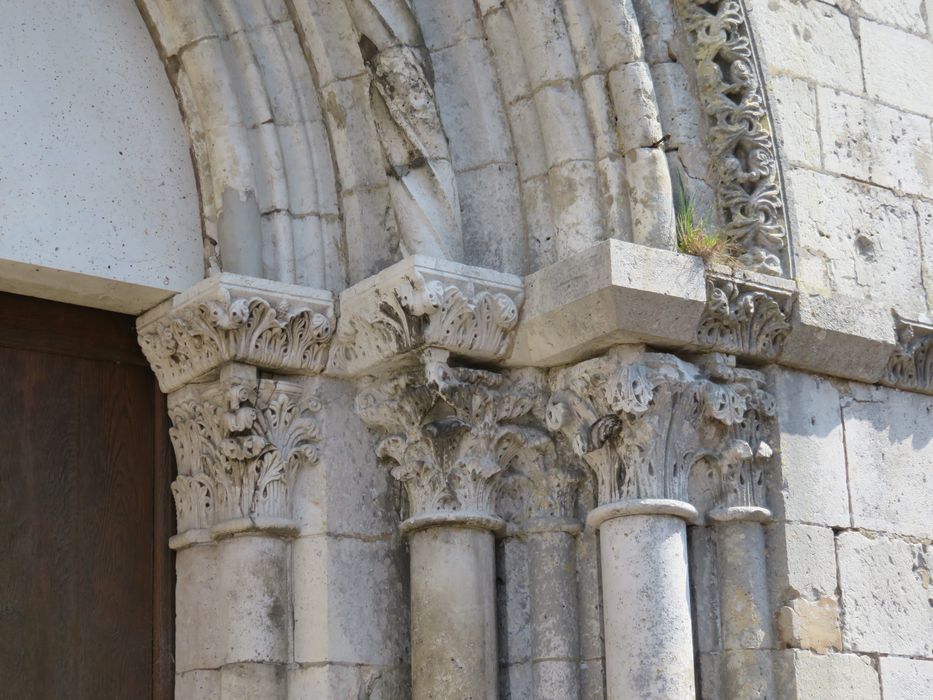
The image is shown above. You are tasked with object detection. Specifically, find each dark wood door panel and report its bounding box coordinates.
[0,292,173,699]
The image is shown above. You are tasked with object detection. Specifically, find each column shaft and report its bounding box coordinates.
[528,529,581,698]
[599,513,696,699]
[409,526,498,700]
[217,535,290,699]
[714,518,774,699]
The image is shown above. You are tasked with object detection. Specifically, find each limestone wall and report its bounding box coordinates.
[0,0,202,313]
[749,0,933,315]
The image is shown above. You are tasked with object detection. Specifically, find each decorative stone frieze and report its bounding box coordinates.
[137,273,335,393]
[697,272,795,359]
[676,0,790,276]
[355,351,544,532]
[168,365,322,548]
[886,313,933,394]
[328,256,523,377]
[546,346,757,514]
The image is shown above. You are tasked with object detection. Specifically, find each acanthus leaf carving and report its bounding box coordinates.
[887,313,933,394]
[697,272,795,359]
[137,274,335,394]
[676,0,791,276]
[694,356,776,513]
[546,347,768,512]
[355,355,546,526]
[167,369,322,544]
[329,259,523,377]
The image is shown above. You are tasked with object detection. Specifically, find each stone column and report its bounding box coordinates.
[137,274,334,700]
[356,352,545,700]
[547,346,761,700]
[498,438,584,698]
[706,363,778,700]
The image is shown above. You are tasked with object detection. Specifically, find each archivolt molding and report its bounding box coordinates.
[354,352,547,532]
[168,366,322,548]
[328,257,523,377]
[887,313,933,394]
[137,273,334,393]
[675,0,791,276]
[697,270,796,359]
[545,346,773,515]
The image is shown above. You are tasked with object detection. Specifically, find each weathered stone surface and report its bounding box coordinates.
[766,522,839,608]
[879,656,933,699]
[328,255,523,376]
[511,240,706,367]
[781,291,897,384]
[175,545,222,673]
[175,670,220,700]
[772,650,881,700]
[137,273,335,393]
[768,77,821,168]
[855,0,926,31]
[600,514,695,698]
[775,595,842,654]
[769,369,850,527]
[291,535,407,666]
[217,536,289,664]
[818,88,933,198]
[410,526,498,699]
[836,531,933,657]
[220,663,286,700]
[749,0,863,92]
[861,20,933,117]
[842,383,933,539]
[786,168,926,315]
[287,664,410,700]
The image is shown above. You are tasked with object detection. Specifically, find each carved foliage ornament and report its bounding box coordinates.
[887,314,933,393]
[676,0,790,276]
[355,356,546,521]
[546,349,774,512]
[139,288,333,394]
[330,269,521,376]
[169,374,322,539]
[697,274,795,358]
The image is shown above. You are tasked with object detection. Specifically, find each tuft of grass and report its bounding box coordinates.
[675,184,735,265]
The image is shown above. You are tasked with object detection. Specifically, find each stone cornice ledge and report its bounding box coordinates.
[327,255,523,377]
[511,239,902,389]
[137,272,335,393]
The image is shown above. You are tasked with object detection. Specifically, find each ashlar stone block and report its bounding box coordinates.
[772,650,881,700]
[818,88,933,197]
[836,531,933,657]
[785,168,926,316]
[862,20,933,117]
[749,0,863,92]
[842,383,933,539]
[769,369,850,527]
[879,656,933,700]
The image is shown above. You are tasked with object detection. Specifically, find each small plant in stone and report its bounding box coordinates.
[675,183,734,266]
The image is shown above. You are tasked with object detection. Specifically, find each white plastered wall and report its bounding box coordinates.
[0,0,202,314]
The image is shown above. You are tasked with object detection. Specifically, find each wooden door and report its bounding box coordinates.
[0,292,173,699]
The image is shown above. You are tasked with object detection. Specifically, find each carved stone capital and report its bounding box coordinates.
[355,353,545,533]
[328,256,523,377]
[886,313,933,393]
[167,364,322,548]
[546,347,771,516]
[137,273,335,393]
[694,355,775,516]
[676,0,790,276]
[697,271,795,359]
